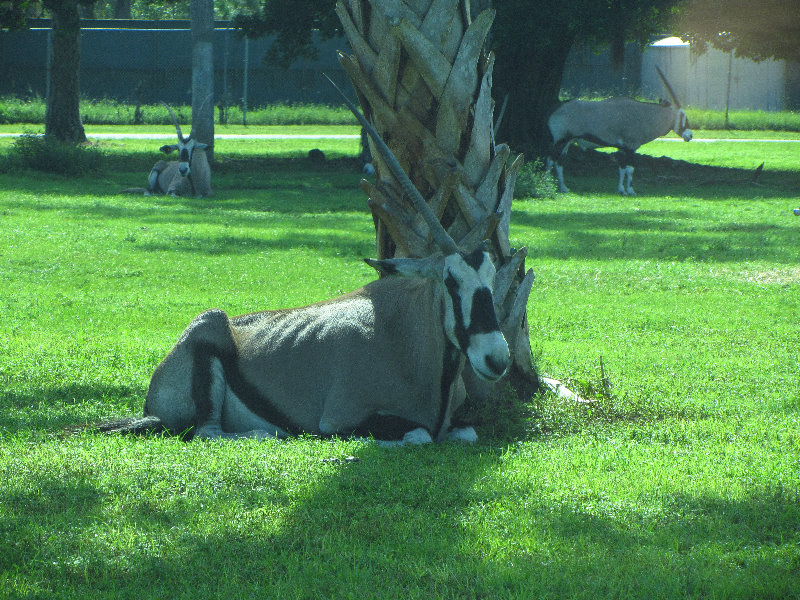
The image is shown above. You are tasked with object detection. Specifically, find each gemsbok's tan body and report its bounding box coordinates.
[135,246,507,443]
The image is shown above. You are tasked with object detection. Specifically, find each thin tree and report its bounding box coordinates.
[114,0,132,19]
[190,0,214,162]
[42,0,99,144]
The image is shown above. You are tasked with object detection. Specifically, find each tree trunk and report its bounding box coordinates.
[336,0,538,407]
[45,1,87,144]
[191,0,215,162]
[492,31,575,158]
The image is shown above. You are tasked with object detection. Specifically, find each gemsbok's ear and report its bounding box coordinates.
[159,144,179,154]
[364,256,441,279]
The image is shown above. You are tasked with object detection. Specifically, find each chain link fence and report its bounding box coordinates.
[0,19,354,114]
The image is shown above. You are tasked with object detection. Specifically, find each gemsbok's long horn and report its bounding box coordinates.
[161,102,186,143]
[324,73,459,255]
[655,66,682,109]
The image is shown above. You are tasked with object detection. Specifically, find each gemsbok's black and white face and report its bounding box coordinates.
[144,103,212,198]
[159,137,209,179]
[442,248,510,382]
[366,245,511,384]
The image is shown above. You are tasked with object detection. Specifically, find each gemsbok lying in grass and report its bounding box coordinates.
[122,103,212,198]
[99,87,515,445]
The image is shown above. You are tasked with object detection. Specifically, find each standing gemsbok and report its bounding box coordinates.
[547,66,693,195]
[145,103,212,197]
[99,88,514,445]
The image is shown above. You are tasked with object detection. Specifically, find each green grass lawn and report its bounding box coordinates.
[0,130,798,599]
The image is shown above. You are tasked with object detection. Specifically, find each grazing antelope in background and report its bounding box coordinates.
[146,103,212,197]
[546,66,693,195]
[99,85,514,446]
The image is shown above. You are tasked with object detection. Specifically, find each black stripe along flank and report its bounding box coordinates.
[434,339,461,440]
[191,340,456,441]
[191,341,302,436]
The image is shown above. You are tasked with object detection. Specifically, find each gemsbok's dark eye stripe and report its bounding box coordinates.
[468,288,500,335]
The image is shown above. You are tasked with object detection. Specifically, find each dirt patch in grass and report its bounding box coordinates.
[712,266,800,285]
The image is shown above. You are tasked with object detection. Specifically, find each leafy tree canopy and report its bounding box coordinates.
[675,0,800,62]
[1,0,264,21]
[491,0,683,68]
[232,0,339,67]
[1,0,33,30]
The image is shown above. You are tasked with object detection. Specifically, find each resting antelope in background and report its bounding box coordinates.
[99,85,518,446]
[145,103,212,197]
[546,66,693,195]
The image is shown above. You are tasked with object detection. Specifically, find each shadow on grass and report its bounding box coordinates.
[559,149,800,197]
[0,174,369,216]
[514,207,798,263]
[0,185,377,259]
[0,384,143,433]
[1,440,798,597]
[127,225,374,258]
[2,149,798,267]
[0,152,371,212]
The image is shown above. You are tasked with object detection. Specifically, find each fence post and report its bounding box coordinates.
[242,35,249,126]
[45,27,52,123]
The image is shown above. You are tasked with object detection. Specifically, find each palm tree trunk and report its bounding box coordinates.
[336,0,539,407]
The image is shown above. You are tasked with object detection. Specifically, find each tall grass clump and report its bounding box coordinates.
[687,107,800,131]
[238,103,357,125]
[2,95,796,130]
[0,95,47,124]
[126,102,359,126]
[3,134,103,175]
[79,98,143,125]
[0,96,359,126]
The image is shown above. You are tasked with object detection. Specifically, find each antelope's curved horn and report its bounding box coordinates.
[324,73,459,255]
[655,66,682,109]
[161,102,186,143]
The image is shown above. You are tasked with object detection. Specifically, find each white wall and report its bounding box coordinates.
[642,38,792,111]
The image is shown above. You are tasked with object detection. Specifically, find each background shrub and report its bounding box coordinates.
[514,158,558,199]
[6,134,104,175]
